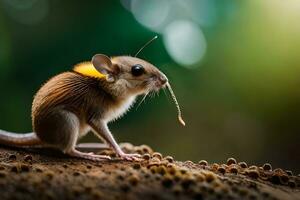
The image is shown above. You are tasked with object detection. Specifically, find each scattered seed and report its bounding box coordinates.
[142,153,151,160]
[86,165,92,169]
[205,172,216,182]
[217,166,226,174]
[198,160,208,166]
[128,175,139,186]
[24,155,33,162]
[8,154,17,160]
[229,165,238,174]
[247,170,259,179]
[132,163,141,170]
[73,172,81,176]
[226,158,237,165]
[164,156,174,163]
[157,166,166,176]
[152,152,163,160]
[262,163,272,171]
[238,162,248,168]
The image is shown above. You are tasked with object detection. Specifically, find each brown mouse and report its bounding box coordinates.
[0,53,184,161]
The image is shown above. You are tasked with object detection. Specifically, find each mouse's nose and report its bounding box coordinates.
[159,74,168,85]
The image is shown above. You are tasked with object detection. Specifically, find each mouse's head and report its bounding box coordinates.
[91,53,185,126]
[92,54,168,96]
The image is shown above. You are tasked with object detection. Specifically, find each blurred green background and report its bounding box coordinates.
[0,0,299,172]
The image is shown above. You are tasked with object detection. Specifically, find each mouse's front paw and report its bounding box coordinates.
[118,152,142,161]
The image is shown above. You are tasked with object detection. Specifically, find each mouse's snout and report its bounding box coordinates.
[153,73,168,89]
[159,74,168,85]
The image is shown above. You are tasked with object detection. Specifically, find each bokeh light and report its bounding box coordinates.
[122,0,218,67]
[163,20,206,67]
[130,0,170,32]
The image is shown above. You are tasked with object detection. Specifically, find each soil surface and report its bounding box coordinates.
[0,143,299,200]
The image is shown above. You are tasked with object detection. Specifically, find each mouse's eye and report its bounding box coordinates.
[131,64,145,76]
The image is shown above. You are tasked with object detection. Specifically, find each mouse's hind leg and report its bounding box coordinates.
[34,109,111,161]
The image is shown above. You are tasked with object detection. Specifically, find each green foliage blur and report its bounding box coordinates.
[0,0,299,172]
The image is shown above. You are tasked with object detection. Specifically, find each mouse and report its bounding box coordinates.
[0,40,185,161]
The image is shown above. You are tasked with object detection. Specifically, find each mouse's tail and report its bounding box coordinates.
[0,130,42,147]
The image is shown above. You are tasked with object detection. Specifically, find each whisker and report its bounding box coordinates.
[136,91,149,110]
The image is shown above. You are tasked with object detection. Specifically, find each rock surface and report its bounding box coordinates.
[0,144,299,200]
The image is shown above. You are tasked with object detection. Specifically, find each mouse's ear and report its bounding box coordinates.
[92,54,116,82]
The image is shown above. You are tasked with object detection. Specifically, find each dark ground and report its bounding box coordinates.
[0,143,299,200]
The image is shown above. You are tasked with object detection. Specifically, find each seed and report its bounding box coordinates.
[150,157,160,163]
[226,158,237,165]
[217,166,226,174]
[205,172,216,182]
[229,165,238,174]
[195,173,205,182]
[238,162,248,168]
[180,169,187,175]
[152,152,163,160]
[45,172,54,179]
[73,172,81,176]
[139,144,153,154]
[198,160,208,166]
[8,154,17,160]
[274,168,284,174]
[285,170,293,176]
[24,155,33,162]
[164,156,174,163]
[149,166,157,174]
[262,163,272,171]
[86,165,92,169]
[35,168,43,172]
[185,160,194,165]
[247,170,259,179]
[132,163,141,170]
[248,165,258,170]
[157,166,167,176]
[211,163,219,171]
[142,153,151,160]
[128,175,139,186]
[167,165,176,175]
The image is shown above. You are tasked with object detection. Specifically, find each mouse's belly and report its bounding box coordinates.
[103,96,136,122]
